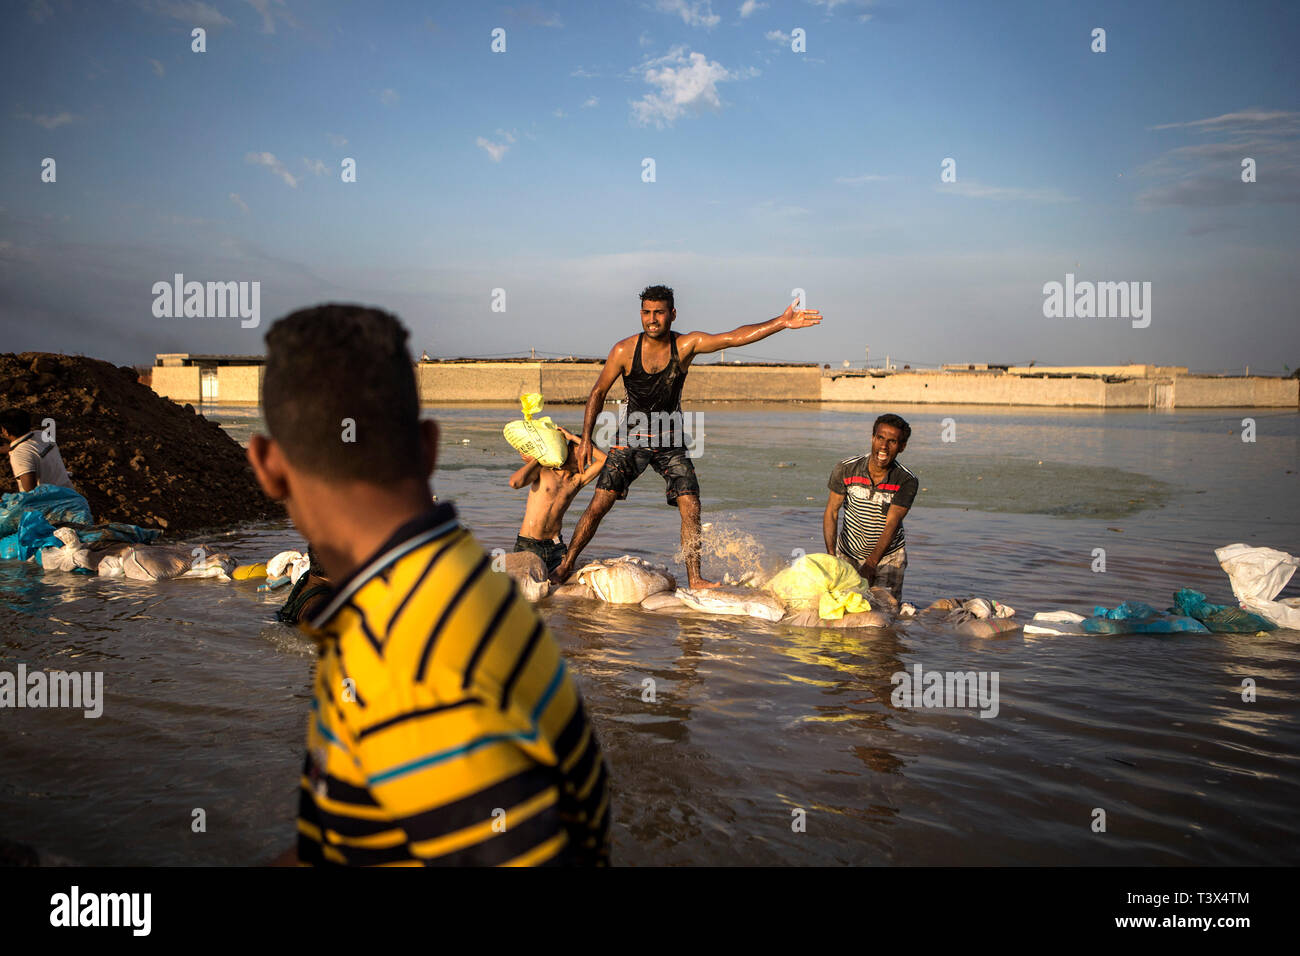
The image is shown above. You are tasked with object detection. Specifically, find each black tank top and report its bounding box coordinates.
[623,333,687,447]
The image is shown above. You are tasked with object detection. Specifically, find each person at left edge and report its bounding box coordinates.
[0,408,75,491]
[247,303,611,866]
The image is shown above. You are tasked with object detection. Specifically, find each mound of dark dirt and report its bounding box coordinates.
[1,352,281,535]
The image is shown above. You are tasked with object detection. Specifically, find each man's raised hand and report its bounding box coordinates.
[782,298,823,329]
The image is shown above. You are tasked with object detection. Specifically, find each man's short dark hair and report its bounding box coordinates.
[639,285,674,313]
[0,408,32,437]
[262,304,421,482]
[873,413,911,445]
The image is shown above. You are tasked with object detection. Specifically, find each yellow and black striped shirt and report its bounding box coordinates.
[296,503,610,866]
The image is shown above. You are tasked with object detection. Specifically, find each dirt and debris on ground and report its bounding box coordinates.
[1,352,281,536]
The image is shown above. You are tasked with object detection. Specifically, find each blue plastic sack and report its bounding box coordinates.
[1083,614,1210,634]
[0,486,93,535]
[75,523,160,545]
[1092,601,1161,621]
[1171,587,1274,633]
[0,511,60,562]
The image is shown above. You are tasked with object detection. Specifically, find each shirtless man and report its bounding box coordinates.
[508,426,607,574]
[550,284,822,589]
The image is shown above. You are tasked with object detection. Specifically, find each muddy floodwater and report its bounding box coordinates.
[2,403,1297,865]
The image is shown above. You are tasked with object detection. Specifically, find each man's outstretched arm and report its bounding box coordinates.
[679,299,822,357]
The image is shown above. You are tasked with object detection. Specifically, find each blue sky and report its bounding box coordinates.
[1,0,1298,372]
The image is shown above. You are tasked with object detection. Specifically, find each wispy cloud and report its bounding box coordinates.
[246,0,297,34]
[571,67,599,78]
[16,110,78,129]
[631,47,740,128]
[149,58,166,77]
[1138,108,1300,208]
[835,173,888,185]
[302,158,327,176]
[476,130,517,162]
[655,0,720,28]
[582,96,599,108]
[939,181,1078,203]
[504,5,563,27]
[245,151,298,188]
[326,132,348,148]
[553,108,567,118]
[229,193,250,214]
[379,88,399,107]
[809,0,877,20]
[739,0,767,18]
[139,0,232,30]
[1148,109,1300,133]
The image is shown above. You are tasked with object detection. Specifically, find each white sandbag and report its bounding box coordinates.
[641,591,686,611]
[955,618,1022,638]
[1024,610,1087,636]
[1215,544,1300,629]
[675,586,786,622]
[181,551,234,581]
[576,556,676,604]
[40,527,93,572]
[267,549,311,585]
[121,545,193,581]
[783,608,893,629]
[495,551,552,603]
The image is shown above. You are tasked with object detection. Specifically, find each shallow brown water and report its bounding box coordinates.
[1,403,1296,864]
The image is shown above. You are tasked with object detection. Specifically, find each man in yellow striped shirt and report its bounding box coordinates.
[248,304,610,866]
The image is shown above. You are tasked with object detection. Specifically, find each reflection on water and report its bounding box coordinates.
[1,404,1296,865]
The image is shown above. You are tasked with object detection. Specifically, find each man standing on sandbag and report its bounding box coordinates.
[550,285,822,589]
[0,408,75,492]
[824,414,918,601]
[247,304,610,866]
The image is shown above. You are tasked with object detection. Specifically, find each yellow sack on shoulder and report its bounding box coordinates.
[765,553,871,620]
[503,393,567,467]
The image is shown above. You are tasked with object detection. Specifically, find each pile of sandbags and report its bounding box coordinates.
[913,597,1020,637]
[96,544,234,581]
[765,553,873,621]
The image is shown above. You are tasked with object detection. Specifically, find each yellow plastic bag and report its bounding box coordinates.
[503,393,567,467]
[232,562,268,581]
[765,553,870,620]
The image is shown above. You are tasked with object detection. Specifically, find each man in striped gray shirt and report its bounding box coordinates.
[823,414,918,600]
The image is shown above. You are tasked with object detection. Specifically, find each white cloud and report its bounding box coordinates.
[245,0,297,33]
[940,181,1078,203]
[17,111,78,129]
[582,96,599,108]
[379,88,400,106]
[553,108,567,118]
[655,0,720,28]
[632,48,737,128]
[835,173,887,185]
[245,151,298,188]
[149,58,165,77]
[765,29,786,43]
[571,67,599,78]
[326,132,348,147]
[303,158,327,176]
[739,0,767,17]
[504,5,563,27]
[229,193,249,214]
[141,1,232,30]
[476,130,516,162]
[1149,109,1300,132]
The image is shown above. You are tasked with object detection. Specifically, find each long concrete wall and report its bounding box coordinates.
[151,361,1299,408]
